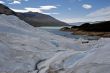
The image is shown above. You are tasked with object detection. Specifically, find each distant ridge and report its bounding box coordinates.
[0,4,68,27]
[16,12,68,27]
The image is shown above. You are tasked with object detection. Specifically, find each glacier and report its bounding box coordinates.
[0,14,110,73]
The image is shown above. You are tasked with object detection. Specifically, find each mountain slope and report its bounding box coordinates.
[0,4,68,27]
[16,12,68,27]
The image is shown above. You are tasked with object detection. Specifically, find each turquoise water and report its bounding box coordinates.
[39,27,99,40]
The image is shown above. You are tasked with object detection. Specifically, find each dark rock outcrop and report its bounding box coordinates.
[0,4,16,15]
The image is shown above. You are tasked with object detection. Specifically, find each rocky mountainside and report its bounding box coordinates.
[0,4,68,27]
[16,12,67,27]
[0,4,15,15]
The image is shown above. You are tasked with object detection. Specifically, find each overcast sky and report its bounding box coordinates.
[0,0,110,23]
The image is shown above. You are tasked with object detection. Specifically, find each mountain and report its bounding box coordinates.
[69,21,103,26]
[69,22,85,26]
[16,12,68,27]
[0,4,68,27]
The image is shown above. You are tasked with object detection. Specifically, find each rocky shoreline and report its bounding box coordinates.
[61,28,110,37]
[72,29,110,37]
[60,21,110,37]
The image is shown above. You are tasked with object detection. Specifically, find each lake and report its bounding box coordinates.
[39,27,100,40]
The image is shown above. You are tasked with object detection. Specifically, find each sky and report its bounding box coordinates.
[0,0,110,23]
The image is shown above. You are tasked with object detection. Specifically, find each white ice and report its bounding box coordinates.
[0,14,109,73]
